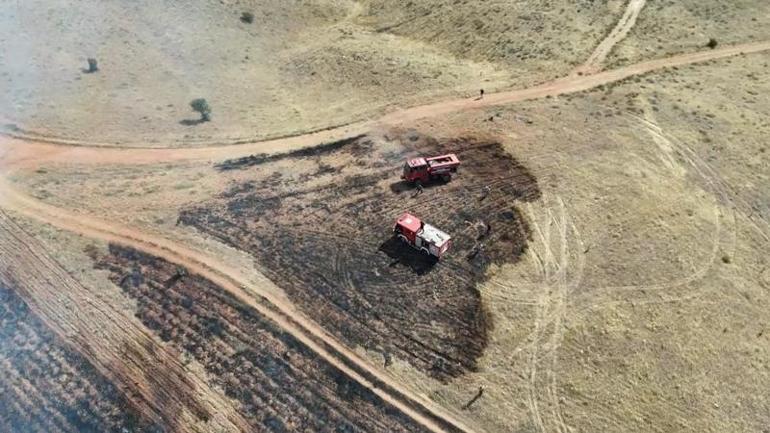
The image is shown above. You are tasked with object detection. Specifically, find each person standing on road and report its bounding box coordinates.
[479,88,485,99]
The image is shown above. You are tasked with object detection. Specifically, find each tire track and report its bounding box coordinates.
[0,34,767,433]
[2,41,769,169]
[523,202,550,433]
[540,200,569,433]
[0,210,249,433]
[588,111,736,302]
[574,0,647,75]
[0,177,476,433]
[575,107,740,311]
[522,196,585,433]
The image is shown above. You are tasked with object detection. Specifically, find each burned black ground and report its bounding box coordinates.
[180,132,540,381]
[94,244,430,433]
[216,135,369,171]
[0,282,161,433]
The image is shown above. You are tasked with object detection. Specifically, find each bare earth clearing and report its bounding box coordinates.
[1,1,769,433]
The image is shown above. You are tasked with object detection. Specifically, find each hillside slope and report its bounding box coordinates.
[0,0,622,146]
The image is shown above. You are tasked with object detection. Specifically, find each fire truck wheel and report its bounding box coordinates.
[441,174,451,182]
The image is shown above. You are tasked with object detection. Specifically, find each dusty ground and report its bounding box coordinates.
[2,210,445,433]
[0,0,622,147]
[607,1,770,67]
[1,1,769,433]
[9,48,770,433]
[93,244,431,433]
[0,278,161,433]
[179,132,539,380]
[396,53,770,433]
[357,0,625,74]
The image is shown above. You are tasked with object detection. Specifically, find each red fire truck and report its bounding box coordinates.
[402,153,460,185]
[393,212,452,258]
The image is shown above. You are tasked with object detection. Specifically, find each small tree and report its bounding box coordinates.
[190,98,211,122]
[241,12,254,24]
[86,58,98,73]
[707,38,718,49]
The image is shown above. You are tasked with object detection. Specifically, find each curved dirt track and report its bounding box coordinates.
[574,0,646,75]
[1,37,769,433]
[0,210,251,433]
[1,40,769,172]
[0,176,476,433]
[380,40,770,124]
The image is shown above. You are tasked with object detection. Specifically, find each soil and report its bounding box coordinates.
[359,0,625,69]
[93,244,431,433]
[607,1,770,67]
[0,281,162,433]
[0,5,768,431]
[179,132,540,380]
[0,0,515,146]
[2,39,767,172]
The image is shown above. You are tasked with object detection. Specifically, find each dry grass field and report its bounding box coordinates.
[0,0,623,147]
[607,1,770,66]
[1,1,769,433]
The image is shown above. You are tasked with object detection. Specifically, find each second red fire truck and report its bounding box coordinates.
[393,212,452,259]
[401,153,460,185]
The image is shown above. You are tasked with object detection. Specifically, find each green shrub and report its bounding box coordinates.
[241,12,254,24]
[190,98,211,122]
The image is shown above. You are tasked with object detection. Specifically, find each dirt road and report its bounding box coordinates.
[0,210,250,433]
[1,37,769,433]
[0,176,476,433]
[574,0,646,75]
[1,40,768,172]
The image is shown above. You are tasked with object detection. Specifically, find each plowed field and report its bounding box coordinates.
[94,244,432,433]
[180,132,540,380]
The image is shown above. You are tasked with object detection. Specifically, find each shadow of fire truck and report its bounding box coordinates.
[378,236,438,275]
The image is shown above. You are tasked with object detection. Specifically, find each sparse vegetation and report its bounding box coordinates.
[607,2,770,67]
[0,282,159,432]
[190,98,211,122]
[180,134,540,380]
[86,57,98,73]
[0,0,634,144]
[95,245,428,433]
[3,3,770,433]
[240,11,254,24]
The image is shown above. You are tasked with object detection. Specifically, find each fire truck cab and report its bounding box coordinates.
[402,153,460,185]
[393,212,452,258]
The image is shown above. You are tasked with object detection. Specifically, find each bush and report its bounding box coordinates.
[240,12,254,24]
[707,38,718,49]
[190,98,211,122]
[87,58,98,73]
